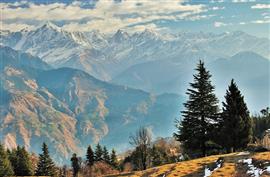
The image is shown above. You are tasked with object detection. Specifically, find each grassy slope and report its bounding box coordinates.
[105,152,270,177]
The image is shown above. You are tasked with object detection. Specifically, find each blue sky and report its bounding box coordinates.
[1,0,269,38]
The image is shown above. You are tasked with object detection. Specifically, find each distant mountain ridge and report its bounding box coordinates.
[1,22,269,82]
[113,51,270,111]
[0,46,182,164]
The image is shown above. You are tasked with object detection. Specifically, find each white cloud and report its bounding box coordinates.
[251,4,270,9]
[262,12,269,16]
[212,6,225,10]
[125,23,169,33]
[210,0,224,3]
[214,21,227,27]
[251,19,270,24]
[0,22,35,32]
[232,0,256,3]
[238,19,270,25]
[0,0,207,33]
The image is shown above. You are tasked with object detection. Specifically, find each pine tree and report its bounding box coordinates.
[110,149,118,168]
[7,148,17,174]
[14,146,34,176]
[174,60,219,157]
[86,145,94,166]
[94,143,103,161]
[35,143,56,176]
[0,144,14,176]
[71,153,80,177]
[220,79,252,152]
[102,146,110,164]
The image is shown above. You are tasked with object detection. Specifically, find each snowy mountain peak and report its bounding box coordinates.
[112,29,130,42]
[133,28,161,41]
[38,21,62,32]
[20,27,30,33]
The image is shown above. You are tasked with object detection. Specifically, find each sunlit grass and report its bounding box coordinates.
[125,153,237,177]
[211,163,235,177]
[105,152,270,177]
[252,151,270,161]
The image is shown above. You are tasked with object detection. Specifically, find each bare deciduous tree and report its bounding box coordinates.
[129,127,151,170]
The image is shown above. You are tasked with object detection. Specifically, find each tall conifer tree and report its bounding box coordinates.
[110,149,118,168]
[220,79,252,152]
[0,144,14,176]
[35,143,56,176]
[102,146,110,164]
[94,143,103,161]
[174,60,219,157]
[86,145,94,166]
[14,146,34,176]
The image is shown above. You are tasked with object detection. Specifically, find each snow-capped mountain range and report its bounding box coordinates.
[1,21,269,112]
[1,21,269,81]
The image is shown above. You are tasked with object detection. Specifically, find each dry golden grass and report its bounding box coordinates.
[252,151,270,161]
[112,153,237,177]
[105,151,270,177]
[211,163,236,177]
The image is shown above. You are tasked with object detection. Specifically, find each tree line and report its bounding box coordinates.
[70,143,119,177]
[0,142,119,177]
[0,143,56,177]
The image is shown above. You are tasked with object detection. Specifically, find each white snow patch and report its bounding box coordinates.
[239,158,269,177]
[204,163,222,177]
[267,166,270,173]
[204,168,212,177]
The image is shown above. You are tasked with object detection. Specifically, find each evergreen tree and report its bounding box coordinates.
[86,145,94,166]
[102,146,110,164]
[71,153,80,177]
[14,146,34,176]
[7,148,17,174]
[110,149,118,168]
[0,144,14,176]
[252,107,270,139]
[94,143,103,161]
[174,60,219,157]
[220,79,252,152]
[35,143,56,176]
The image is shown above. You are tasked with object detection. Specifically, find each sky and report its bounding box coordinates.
[0,0,269,38]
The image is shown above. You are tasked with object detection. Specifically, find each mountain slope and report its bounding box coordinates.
[0,46,81,163]
[0,46,182,163]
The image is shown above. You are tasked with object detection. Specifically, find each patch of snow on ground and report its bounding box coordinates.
[239,158,265,177]
[204,163,222,177]
[267,166,270,173]
[204,168,211,177]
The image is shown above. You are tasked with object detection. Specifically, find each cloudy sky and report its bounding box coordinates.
[1,0,269,38]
